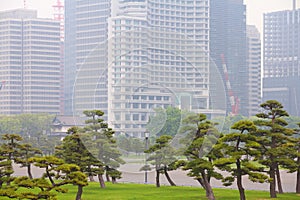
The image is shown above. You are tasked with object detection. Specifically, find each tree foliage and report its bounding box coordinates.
[0,114,58,155]
[0,134,88,200]
[143,135,177,187]
[147,107,182,137]
[254,100,296,198]
[82,110,125,186]
[55,126,102,184]
[215,120,269,200]
[12,156,88,200]
[116,135,144,155]
[178,113,222,200]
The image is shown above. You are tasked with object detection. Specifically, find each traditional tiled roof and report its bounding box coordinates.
[52,115,85,126]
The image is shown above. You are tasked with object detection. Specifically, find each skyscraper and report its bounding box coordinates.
[263,2,300,116]
[263,7,300,77]
[210,0,248,116]
[0,9,61,114]
[65,0,222,136]
[108,0,212,136]
[64,0,111,116]
[246,25,261,117]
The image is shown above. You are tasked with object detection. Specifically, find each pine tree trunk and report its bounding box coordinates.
[208,158,212,183]
[164,167,176,186]
[275,165,283,194]
[201,171,215,200]
[296,155,300,193]
[76,185,83,200]
[197,178,207,190]
[106,173,111,182]
[156,169,160,187]
[112,177,117,184]
[236,160,246,200]
[98,174,106,188]
[46,166,55,186]
[88,165,95,182]
[27,164,33,179]
[269,165,277,198]
[270,136,277,198]
[89,175,95,182]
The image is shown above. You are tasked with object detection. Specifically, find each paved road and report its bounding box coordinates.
[118,163,297,192]
[13,162,297,192]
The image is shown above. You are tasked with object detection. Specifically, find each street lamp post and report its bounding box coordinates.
[144,131,149,184]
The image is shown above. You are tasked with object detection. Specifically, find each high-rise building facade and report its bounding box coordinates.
[65,0,214,136]
[246,25,261,117]
[0,9,61,115]
[263,4,300,116]
[263,8,300,78]
[65,0,221,136]
[107,0,212,136]
[64,0,111,116]
[210,0,248,116]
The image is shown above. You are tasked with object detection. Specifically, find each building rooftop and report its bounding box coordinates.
[0,9,37,19]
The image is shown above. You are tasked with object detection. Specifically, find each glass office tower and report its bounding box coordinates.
[210,0,248,116]
[64,0,111,117]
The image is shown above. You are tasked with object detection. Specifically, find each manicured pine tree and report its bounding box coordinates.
[285,122,300,194]
[254,100,295,198]
[1,134,23,160]
[178,113,222,200]
[28,156,87,200]
[82,110,125,187]
[143,135,177,187]
[55,126,103,185]
[214,120,269,200]
[1,134,23,186]
[0,146,14,188]
[14,143,42,179]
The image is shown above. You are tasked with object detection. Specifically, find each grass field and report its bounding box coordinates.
[1,182,299,200]
[56,182,298,200]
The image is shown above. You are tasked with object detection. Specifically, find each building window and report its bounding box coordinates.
[133,114,139,121]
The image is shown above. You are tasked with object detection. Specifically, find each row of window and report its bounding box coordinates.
[113,102,170,109]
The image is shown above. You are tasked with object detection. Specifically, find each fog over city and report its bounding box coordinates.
[0,1,299,200]
[0,0,294,32]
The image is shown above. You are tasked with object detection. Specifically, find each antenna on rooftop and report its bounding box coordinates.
[293,0,296,10]
[53,0,64,40]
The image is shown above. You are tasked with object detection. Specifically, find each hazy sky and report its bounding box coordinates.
[0,0,295,33]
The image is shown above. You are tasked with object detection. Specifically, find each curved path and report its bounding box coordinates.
[13,162,297,193]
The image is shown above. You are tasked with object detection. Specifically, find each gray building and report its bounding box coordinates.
[246,25,261,117]
[210,0,248,116]
[65,0,225,136]
[64,0,111,116]
[263,77,300,116]
[263,1,300,116]
[0,9,61,115]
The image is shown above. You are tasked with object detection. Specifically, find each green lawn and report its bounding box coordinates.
[1,182,299,200]
[56,182,299,200]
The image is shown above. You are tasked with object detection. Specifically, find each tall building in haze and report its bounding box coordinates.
[263,2,300,116]
[246,25,261,117]
[0,9,61,114]
[210,0,248,116]
[64,0,111,116]
[107,0,213,136]
[65,0,224,136]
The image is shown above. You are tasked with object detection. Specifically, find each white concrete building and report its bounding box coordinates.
[108,0,212,136]
[0,9,61,114]
[246,25,261,117]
